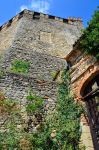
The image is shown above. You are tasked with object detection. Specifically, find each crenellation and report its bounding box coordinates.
[33,12,40,19]
[48,15,55,19]
[12,14,19,21]
[40,13,45,18]
[44,14,49,19]
[6,19,13,28]
[0,25,3,31]
[54,17,59,20]
[18,11,24,19]
[1,23,8,31]
[63,18,68,23]
[0,14,20,32]
[0,9,83,33]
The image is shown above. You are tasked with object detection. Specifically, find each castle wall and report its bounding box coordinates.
[0,10,83,97]
[0,17,21,55]
[0,10,83,137]
[12,14,82,58]
[0,10,82,81]
[0,10,78,112]
[0,46,65,104]
[0,72,57,111]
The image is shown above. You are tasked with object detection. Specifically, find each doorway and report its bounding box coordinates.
[83,74,99,150]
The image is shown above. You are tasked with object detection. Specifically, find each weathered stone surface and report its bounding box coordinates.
[12,15,82,57]
[0,72,58,104]
[0,9,83,148]
[0,10,82,108]
[0,19,21,55]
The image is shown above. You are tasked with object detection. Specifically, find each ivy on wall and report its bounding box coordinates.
[31,70,83,150]
[0,70,83,149]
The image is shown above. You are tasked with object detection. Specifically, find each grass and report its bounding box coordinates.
[26,93,44,114]
[11,59,30,74]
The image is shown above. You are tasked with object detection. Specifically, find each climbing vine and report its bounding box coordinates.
[31,70,83,150]
[0,70,83,149]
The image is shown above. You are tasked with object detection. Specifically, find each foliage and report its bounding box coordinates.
[0,123,32,150]
[26,93,44,114]
[80,7,99,60]
[0,70,83,149]
[0,126,19,149]
[0,93,32,150]
[11,59,30,74]
[0,94,21,149]
[31,70,83,150]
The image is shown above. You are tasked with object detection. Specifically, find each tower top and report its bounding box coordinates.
[0,9,83,32]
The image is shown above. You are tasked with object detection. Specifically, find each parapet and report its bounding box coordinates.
[0,9,83,32]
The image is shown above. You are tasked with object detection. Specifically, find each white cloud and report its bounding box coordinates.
[30,0,50,13]
[20,0,52,14]
[20,5,28,11]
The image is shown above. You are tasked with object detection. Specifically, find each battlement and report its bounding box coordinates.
[0,9,83,32]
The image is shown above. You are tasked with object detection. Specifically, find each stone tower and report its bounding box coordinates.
[0,9,84,149]
[0,9,83,105]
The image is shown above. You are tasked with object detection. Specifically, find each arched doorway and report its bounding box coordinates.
[82,73,99,150]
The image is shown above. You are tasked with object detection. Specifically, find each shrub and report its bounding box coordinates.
[26,93,44,114]
[0,71,83,149]
[31,70,83,150]
[11,59,30,74]
[0,94,21,149]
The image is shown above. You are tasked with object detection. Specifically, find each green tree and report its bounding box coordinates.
[80,7,99,60]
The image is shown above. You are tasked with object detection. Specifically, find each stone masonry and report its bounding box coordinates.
[0,9,82,106]
[0,9,83,148]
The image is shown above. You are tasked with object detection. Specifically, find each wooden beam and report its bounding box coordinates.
[82,87,99,100]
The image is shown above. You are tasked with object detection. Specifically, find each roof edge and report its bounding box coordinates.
[0,9,83,32]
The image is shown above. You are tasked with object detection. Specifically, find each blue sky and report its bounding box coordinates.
[0,0,98,27]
